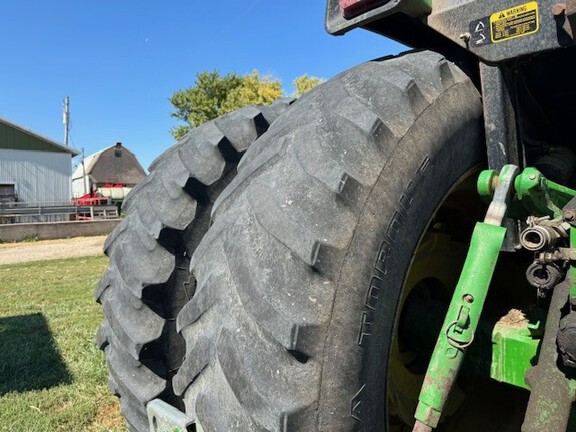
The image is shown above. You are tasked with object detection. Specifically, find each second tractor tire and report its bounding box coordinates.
[96,98,294,431]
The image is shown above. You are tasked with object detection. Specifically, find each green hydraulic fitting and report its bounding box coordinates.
[413,165,518,432]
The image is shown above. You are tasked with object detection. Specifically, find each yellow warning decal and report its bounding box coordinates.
[490,1,539,42]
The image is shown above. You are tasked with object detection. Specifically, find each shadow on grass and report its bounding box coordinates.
[0,313,72,395]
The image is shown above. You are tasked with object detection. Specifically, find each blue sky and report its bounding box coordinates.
[0,1,404,170]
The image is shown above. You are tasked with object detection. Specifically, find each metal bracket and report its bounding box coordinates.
[147,399,203,432]
[480,64,521,172]
[484,165,519,225]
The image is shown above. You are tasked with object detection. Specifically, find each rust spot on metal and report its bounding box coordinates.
[488,176,500,196]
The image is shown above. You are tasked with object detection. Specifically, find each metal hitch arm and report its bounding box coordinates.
[412,165,518,432]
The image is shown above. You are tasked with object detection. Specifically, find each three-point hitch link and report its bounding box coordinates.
[412,165,517,432]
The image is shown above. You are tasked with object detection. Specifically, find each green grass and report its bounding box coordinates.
[0,256,127,432]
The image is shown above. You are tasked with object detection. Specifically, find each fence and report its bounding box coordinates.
[0,200,119,223]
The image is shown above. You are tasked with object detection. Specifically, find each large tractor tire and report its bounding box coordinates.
[170,51,500,431]
[95,98,294,431]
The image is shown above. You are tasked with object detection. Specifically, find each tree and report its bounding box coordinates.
[169,70,282,140]
[169,71,242,139]
[221,71,282,114]
[293,74,324,96]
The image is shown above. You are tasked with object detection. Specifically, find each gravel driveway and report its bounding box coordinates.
[0,235,107,265]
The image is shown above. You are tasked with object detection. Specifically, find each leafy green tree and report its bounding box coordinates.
[169,70,281,140]
[221,71,282,114]
[169,71,243,139]
[293,74,324,96]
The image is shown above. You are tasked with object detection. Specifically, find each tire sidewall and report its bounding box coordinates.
[320,81,484,431]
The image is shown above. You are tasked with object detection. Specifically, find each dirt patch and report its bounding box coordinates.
[0,236,107,265]
[86,400,125,431]
[497,308,529,327]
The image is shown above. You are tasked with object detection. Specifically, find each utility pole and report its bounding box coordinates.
[63,96,70,147]
[81,147,89,195]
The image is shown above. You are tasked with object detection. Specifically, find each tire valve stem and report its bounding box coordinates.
[411,165,518,432]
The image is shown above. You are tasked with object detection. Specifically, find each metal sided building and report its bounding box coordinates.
[0,116,78,221]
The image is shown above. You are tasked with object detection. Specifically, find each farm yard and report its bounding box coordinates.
[0,238,126,431]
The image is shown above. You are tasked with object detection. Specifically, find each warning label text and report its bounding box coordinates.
[490,1,539,42]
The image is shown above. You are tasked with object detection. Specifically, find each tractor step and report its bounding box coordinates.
[146,399,203,432]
